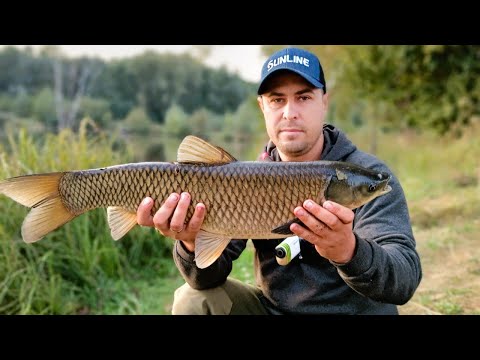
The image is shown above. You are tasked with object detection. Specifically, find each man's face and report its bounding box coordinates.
[258,71,328,162]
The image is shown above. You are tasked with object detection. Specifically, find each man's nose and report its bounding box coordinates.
[283,100,299,120]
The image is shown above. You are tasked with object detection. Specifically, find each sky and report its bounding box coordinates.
[4,45,266,83]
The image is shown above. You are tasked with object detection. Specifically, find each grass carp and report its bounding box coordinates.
[0,135,392,268]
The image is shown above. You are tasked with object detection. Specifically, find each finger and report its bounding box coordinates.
[323,201,354,225]
[153,193,180,232]
[185,203,206,233]
[303,199,338,229]
[294,205,329,235]
[168,192,191,233]
[137,197,154,227]
[290,222,319,246]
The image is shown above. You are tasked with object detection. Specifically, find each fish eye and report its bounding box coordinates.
[368,184,377,192]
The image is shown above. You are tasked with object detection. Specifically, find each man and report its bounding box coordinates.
[137,47,422,315]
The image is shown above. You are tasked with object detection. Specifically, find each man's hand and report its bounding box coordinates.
[290,200,356,264]
[136,192,206,253]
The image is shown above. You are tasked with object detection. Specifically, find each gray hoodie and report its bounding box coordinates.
[173,124,422,315]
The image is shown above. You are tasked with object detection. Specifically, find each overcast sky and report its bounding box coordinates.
[2,45,266,83]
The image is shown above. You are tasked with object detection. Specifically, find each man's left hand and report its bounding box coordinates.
[291,200,356,264]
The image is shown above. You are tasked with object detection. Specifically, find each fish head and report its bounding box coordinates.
[324,164,392,209]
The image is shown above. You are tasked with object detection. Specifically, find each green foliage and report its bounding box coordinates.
[122,106,154,136]
[0,46,53,95]
[31,87,57,129]
[188,108,217,140]
[262,45,480,136]
[90,60,137,119]
[0,46,254,130]
[349,122,480,201]
[344,45,480,134]
[230,244,255,285]
[3,45,479,314]
[163,103,190,138]
[0,123,173,314]
[216,95,267,160]
[2,122,480,314]
[12,91,32,117]
[95,51,252,123]
[160,95,265,162]
[79,97,113,128]
[0,94,15,113]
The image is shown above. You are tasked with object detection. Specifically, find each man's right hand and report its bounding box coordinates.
[136,192,206,253]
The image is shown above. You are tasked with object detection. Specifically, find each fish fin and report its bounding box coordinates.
[194,230,232,269]
[177,135,237,164]
[22,198,76,243]
[0,173,64,207]
[271,218,306,235]
[0,173,77,243]
[107,206,138,241]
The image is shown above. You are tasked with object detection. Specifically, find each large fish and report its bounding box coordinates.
[0,135,392,268]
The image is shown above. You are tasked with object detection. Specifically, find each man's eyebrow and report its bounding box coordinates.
[295,88,315,95]
[266,88,314,97]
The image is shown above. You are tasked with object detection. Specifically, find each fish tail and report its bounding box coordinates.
[0,173,77,243]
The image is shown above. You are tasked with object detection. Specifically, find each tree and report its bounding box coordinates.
[163,103,190,139]
[52,57,103,131]
[345,45,480,135]
[32,87,57,129]
[122,106,153,136]
[261,45,480,139]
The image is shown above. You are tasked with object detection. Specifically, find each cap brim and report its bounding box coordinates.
[257,67,324,95]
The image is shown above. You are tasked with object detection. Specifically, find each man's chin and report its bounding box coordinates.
[278,133,304,145]
[278,142,307,157]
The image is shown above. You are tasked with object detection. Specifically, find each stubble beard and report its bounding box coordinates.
[277,139,310,157]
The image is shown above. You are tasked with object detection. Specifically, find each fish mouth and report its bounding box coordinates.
[381,184,392,195]
[379,173,392,195]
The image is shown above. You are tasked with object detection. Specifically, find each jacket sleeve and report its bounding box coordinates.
[331,164,422,305]
[173,239,247,290]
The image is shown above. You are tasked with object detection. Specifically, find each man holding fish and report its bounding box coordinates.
[139,47,423,315]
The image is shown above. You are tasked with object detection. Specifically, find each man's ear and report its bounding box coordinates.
[257,96,265,112]
[322,92,329,109]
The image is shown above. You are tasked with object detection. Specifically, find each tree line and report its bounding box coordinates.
[0,46,265,161]
[1,45,478,160]
[263,45,480,136]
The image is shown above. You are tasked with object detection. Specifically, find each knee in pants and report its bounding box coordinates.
[172,282,232,315]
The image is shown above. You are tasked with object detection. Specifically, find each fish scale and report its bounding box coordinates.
[58,162,324,238]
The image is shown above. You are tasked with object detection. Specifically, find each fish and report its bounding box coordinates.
[0,135,392,269]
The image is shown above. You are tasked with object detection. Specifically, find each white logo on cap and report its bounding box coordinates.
[267,55,310,72]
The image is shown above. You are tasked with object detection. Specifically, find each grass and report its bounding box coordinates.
[347,124,480,315]
[398,188,480,315]
[1,121,480,314]
[0,121,175,314]
[97,244,257,315]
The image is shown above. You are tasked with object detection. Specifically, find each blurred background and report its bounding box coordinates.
[0,45,478,314]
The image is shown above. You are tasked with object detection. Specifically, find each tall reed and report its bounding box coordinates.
[0,119,174,314]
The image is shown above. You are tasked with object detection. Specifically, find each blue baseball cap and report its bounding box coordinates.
[257,47,326,95]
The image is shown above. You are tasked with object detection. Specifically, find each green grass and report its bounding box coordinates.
[0,121,176,314]
[96,244,256,315]
[1,120,480,314]
[230,243,256,285]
